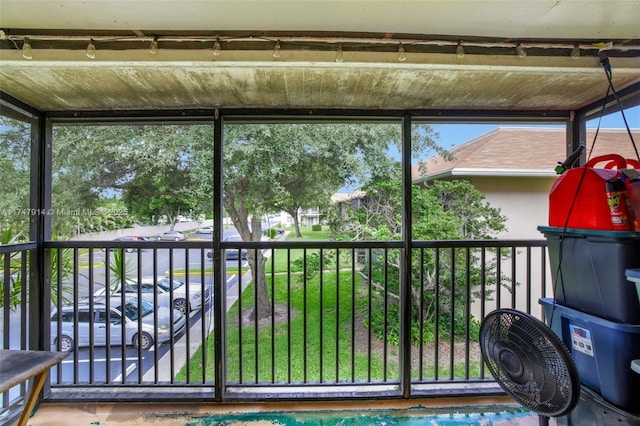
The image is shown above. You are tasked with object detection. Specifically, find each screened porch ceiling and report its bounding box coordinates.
[0,0,639,113]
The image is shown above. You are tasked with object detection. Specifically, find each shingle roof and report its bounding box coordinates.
[412,127,640,182]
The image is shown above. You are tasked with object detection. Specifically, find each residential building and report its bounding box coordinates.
[412,127,640,238]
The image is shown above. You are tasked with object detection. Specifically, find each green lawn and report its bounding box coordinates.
[177,268,396,383]
[176,225,397,383]
[175,225,482,384]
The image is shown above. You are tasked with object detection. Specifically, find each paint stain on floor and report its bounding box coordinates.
[169,407,538,426]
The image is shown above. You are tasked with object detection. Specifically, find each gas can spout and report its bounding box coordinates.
[555,145,586,175]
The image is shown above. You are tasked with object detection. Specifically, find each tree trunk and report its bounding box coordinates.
[225,193,273,320]
[292,207,303,238]
[249,214,272,319]
[249,251,272,320]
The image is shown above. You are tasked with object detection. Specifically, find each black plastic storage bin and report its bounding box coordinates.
[540,298,640,413]
[538,226,640,323]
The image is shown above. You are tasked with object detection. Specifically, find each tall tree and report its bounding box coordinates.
[222,122,442,319]
[51,124,213,229]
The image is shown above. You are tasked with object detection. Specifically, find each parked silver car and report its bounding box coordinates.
[157,230,186,241]
[94,276,210,314]
[206,235,248,261]
[50,298,186,352]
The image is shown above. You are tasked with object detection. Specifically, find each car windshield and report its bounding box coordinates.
[117,299,154,321]
[157,278,183,291]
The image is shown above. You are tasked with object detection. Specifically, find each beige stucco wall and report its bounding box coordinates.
[465,176,558,319]
[469,176,557,239]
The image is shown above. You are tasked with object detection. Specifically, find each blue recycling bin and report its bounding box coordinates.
[540,298,640,413]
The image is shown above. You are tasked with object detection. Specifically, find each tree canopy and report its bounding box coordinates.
[2,118,461,322]
[0,117,31,238]
[48,124,213,234]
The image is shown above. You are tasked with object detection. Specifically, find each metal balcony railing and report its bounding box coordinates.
[1,242,36,421]
[1,238,549,411]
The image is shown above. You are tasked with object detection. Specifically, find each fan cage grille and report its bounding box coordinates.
[480,309,580,417]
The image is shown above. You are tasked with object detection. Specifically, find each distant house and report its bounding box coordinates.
[412,128,640,238]
[331,191,367,215]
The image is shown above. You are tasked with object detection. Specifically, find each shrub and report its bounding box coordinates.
[311,224,322,231]
[265,228,278,239]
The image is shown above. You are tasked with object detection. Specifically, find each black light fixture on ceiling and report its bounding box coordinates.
[21,37,32,59]
[85,39,96,59]
[570,43,580,59]
[273,40,281,59]
[335,44,344,63]
[149,36,159,55]
[398,43,407,62]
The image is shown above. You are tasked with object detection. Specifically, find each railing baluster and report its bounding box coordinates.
[448,247,455,381]
[540,246,548,321]
[168,248,175,383]
[184,248,191,384]
[334,248,339,383]
[252,253,258,384]
[287,248,292,384]
[319,248,324,383]
[526,246,532,314]
[367,248,372,382]
[19,252,27,352]
[464,247,471,380]
[119,250,127,385]
[152,247,159,383]
[200,247,207,385]
[104,248,111,384]
[237,248,243,384]
[302,248,308,383]
[88,248,95,384]
[511,246,517,308]
[136,248,143,384]
[434,247,441,381]
[270,248,275,384]
[382,248,388,382]
[55,248,63,384]
[2,253,9,350]
[479,247,487,380]
[350,248,356,383]
[495,247,502,308]
[73,247,80,384]
[418,247,425,381]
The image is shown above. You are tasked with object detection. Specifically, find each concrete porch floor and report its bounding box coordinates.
[24,396,557,425]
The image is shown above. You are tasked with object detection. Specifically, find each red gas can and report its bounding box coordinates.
[549,154,635,231]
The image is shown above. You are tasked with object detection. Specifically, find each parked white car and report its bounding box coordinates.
[50,298,186,352]
[94,276,210,314]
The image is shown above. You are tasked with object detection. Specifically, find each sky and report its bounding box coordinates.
[337,105,640,192]
[430,105,640,150]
